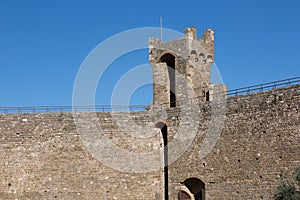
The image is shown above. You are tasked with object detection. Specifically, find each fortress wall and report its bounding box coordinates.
[0,85,299,199]
[169,85,300,199]
[0,112,162,200]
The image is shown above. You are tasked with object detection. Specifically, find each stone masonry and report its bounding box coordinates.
[0,85,299,199]
[0,27,299,199]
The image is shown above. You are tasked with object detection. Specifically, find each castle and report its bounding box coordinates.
[0,27,299,200]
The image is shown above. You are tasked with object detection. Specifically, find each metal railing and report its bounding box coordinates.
[0,105,147,114]
[226,76,300,96]
[0,76,300,114]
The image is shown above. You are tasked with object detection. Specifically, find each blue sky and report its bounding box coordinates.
[0,0,300,106]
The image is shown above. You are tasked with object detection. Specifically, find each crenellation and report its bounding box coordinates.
[0,85,299,199]
[184,26,197,40]
[0,26,299,199]
[150,27,220,110]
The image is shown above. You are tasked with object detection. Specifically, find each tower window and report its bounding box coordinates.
[206,91,209,101]
[159,53,176,107]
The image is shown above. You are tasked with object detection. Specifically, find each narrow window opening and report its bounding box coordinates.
[160,53,176,107]
[205,91,209,101]
[156,122,169,200]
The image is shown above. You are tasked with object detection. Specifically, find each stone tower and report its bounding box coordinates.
[149,26,218,108]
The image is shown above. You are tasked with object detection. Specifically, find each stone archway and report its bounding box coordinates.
[178,185,195,200]
[178,178,205,200]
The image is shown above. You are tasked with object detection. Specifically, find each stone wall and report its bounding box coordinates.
[169,85,300,199]
[0,85,300,199]
[149,27,214,108]
[0,112,162,200]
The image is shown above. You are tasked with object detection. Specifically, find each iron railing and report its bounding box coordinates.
[226,76,300,96]
[0,105,147,114]
[1,76,300,114]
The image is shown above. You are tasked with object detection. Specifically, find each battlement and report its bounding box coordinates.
[149,27,220,109]
[184,26,197,40]
[0,84,300,199]
[0,25,299,200]
[149,27,214,63]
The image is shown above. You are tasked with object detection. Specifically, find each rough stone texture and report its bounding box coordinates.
[168,85,300,199]
[0,26,299,199]
[0,112,162,200]
[0,85,299,199]
[149,27,218,108]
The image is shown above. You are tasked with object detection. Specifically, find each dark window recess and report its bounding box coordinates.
[156,122,168,200]
[160,54,176,107]
[206,91,209,101]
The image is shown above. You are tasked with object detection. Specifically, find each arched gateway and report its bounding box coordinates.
[178,178,205,200]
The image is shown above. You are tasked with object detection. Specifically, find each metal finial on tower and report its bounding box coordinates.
[160,16,163,42]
